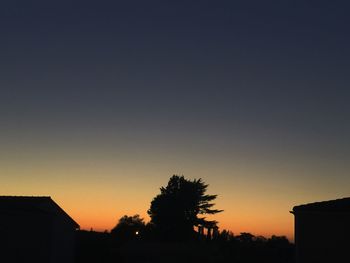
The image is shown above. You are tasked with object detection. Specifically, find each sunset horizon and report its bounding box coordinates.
[3,177,349,241]
[1,1,349,250]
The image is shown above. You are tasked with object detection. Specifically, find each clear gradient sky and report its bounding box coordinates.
[1,1,350,240]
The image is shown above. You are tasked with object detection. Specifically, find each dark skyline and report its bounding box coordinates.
[1,1,349,237]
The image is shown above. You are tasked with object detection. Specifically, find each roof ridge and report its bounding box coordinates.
[0,196,79,228]
[293,197,350,213]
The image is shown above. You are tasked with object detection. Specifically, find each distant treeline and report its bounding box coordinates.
[75,229,294,263]
[76,176,294,262]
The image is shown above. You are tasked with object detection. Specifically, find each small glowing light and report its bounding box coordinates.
[135,231,139,235]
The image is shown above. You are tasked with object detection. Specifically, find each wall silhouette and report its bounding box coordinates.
[0,196,79,263]
[292,197,350,263]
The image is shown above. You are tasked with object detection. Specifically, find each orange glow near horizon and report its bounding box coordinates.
[2,0,350,249]
[66,204,295,240]
[2,143,350,243]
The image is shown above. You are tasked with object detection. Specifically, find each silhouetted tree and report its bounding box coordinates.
[111,214,145,243]
[236,232,255,244]
[217,229,235,242]
[148,175,223,241]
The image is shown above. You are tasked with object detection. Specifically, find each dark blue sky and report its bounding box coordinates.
[1,0,350,236]
[2,1,349,125]
[1,0,349,170]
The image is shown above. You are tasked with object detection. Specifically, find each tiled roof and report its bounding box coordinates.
[0,196,79,228]
[292,197,350,213]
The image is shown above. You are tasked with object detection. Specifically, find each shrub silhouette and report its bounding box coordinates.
[111,214,145,243]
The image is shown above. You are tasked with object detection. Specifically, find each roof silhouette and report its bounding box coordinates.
[0,196,79,228]
[292,197,350,213]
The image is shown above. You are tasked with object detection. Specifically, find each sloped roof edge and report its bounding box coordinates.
[292,197,350,213]
[0,196,79,228]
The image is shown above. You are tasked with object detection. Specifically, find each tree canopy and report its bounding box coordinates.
[111,214,145,242]
[147,175,223,241]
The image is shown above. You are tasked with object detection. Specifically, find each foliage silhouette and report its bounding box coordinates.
[75,229,294,263]
[111,214,145,243]
[148,175,223,241]
[237,232,255,244]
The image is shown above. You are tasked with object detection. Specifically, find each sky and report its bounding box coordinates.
[1,0,350,240]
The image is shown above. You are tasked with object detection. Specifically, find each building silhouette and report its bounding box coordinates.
[291,197,350,263]
[0,196,79,263]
